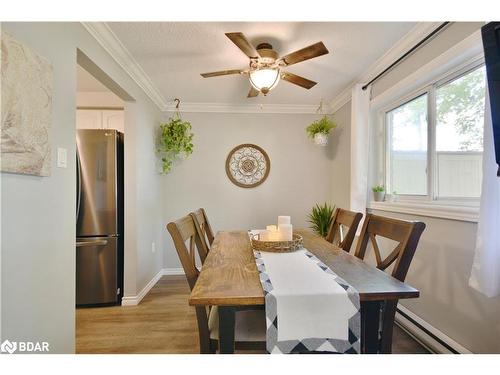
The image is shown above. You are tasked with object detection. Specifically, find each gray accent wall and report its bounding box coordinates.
[161,112,338,269]
[330,101,352,210]
[0,22,164,352]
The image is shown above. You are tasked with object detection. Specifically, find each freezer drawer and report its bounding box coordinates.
[76,236,118,306]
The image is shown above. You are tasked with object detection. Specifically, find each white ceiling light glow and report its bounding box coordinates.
[249,68,280,95]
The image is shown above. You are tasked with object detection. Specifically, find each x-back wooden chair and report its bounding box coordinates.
[167,215,266,353]
[190,208,214,264]
[325,208,363,252]
[353,213,425,353]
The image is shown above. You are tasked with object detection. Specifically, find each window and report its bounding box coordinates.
[387,94,428,196]
[435,66,486,198]
[384,63,486,202]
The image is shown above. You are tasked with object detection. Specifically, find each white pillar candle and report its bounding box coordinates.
[259,230,270,241]
[266,225,277,232]
[278,224,293,241]
[278,216,291,226]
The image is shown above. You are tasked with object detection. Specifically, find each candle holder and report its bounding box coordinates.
[251,233,303,253]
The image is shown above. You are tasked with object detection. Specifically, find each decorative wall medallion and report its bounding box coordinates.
[225,144,270,188]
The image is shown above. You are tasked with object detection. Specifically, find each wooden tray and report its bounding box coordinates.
[251,233,303,253]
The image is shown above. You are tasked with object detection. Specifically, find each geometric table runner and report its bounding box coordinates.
[253,248,361,354]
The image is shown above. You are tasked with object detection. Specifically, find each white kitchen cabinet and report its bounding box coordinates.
[76,109,124,133]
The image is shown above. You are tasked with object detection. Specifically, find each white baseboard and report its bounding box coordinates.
[396,305,472,354]
[162,268,185,276]
[121,268,164,306]
[121,268,185,306]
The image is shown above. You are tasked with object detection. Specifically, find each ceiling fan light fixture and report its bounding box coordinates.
[249,68,280,95]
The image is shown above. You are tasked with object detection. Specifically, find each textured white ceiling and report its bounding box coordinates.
[108,22,417,105]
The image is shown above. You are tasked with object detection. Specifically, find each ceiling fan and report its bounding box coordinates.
[200,32,329,98]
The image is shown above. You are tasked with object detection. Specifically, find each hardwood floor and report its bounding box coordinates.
[76,275,429,354]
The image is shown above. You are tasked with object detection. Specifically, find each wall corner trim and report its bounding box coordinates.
[121,268,185,306]
[121,268,164,306]
[328,22,444,114]
[81,22,167,111]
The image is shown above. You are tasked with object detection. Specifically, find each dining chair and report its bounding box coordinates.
[325,208,363,252]
[167,215,266,353]
[190,208,214,264]
[353,213,426,353]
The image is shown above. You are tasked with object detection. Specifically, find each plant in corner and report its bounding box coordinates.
[308,203,336,238]
[372,185,386,202]
[157,112,194,174]
[306,115,337,146]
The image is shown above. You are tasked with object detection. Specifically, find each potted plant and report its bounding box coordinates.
[306,115,337,146]
[372,185,386,202]
[307,203,335,238]
[157,112,194,174]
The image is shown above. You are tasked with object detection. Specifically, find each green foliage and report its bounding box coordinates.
[308,203,335,238]
[391,67,485,151]
[306,115,337,138]
[157,113,194,174]
[372,185,385,193]
[436,67,485,151]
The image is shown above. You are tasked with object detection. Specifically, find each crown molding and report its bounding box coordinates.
[328,22,445,113]
[81,22,168,110]
[163,102,319,114]
[83,22,444,115]
[82,22,321,114]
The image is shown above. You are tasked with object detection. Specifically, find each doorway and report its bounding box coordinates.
[75,50,134,309]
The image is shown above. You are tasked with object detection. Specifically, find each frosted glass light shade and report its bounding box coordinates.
[249,68,280,94]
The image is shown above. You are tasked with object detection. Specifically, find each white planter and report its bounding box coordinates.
[373,191,386,202]
[314,133,328,146]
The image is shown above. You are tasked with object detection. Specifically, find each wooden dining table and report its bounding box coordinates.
[189,229,419,354]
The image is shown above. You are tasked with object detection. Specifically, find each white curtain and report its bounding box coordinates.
[350,84,371,231]
[469,91,500,297]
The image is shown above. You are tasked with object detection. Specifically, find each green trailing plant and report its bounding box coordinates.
[308,203,336,238]
[157,112,194,174]
[372,185,385,193]
[306,115,337,138]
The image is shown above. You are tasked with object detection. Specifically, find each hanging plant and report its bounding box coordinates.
[157,101,194,174]
[306,115,337,146]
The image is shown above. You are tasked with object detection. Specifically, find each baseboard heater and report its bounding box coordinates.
[395,307,460,354]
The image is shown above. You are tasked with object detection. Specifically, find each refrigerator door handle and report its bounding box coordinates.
[76,150,82,222]
[76,239,108,247]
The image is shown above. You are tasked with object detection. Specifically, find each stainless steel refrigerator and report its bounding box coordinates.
[76,129,124,306]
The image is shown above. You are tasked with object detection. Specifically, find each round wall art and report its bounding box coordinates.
[225,144,270,188]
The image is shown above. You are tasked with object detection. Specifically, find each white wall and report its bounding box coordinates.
[161,112,336,269]
[0,22,163,352]
[76,91,123,107]
[355,22,500,353]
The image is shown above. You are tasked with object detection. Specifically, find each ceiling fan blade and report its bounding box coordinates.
[279,42,329,66]
[281,72,317,89]
[247,86,259,98]
[200,69,242,78]
[225,32,259,59]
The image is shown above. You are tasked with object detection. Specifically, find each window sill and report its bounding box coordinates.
[368,200,479,223]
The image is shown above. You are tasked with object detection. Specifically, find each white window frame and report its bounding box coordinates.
[371,59,485,222]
